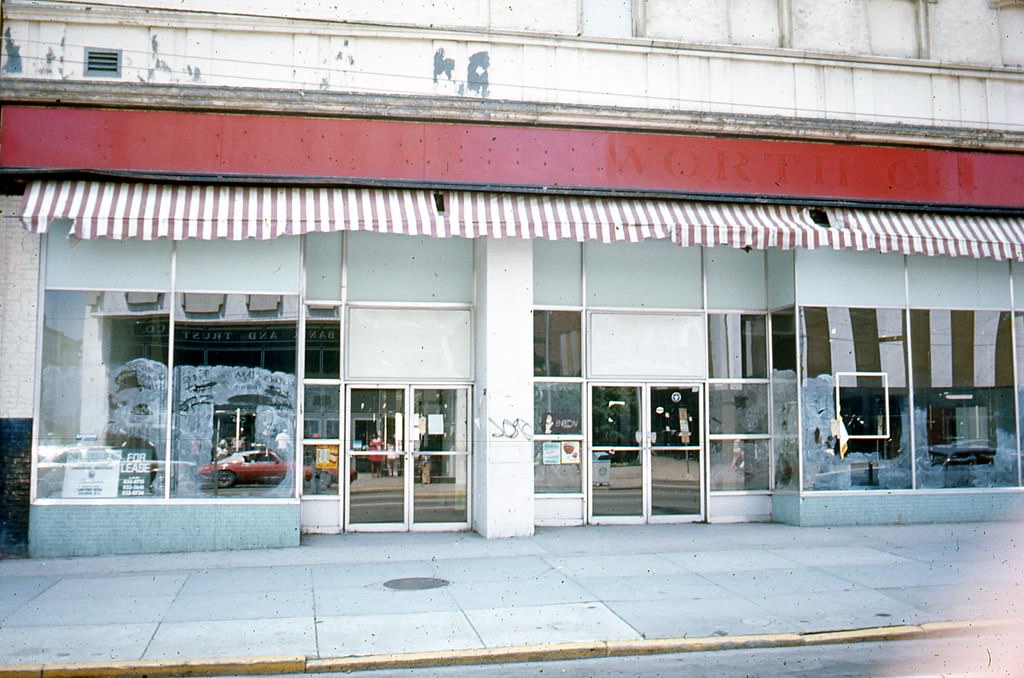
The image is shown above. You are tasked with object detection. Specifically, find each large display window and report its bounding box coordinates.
[533,310,584,494]
[170,293,299,498]
[770,309,799,490]
[800,307,911,491]
[707,313,770,491]
[911,310,1017,488]
[37,291,170,499]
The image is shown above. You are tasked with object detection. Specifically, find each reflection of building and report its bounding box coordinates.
[2,1,1024,557]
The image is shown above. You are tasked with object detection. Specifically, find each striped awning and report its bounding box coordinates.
[827,208,1024,262]
[17,180,1024,260]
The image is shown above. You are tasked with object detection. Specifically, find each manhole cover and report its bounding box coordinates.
[383,577,449,591]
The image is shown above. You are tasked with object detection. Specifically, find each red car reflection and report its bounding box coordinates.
[197,449,307,488]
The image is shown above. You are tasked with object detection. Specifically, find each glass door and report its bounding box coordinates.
[346,386,471,531]
[588,384,704,524]
[590,385,643,520]
[347,387,407,529]
[411,388,470,528]
[648,385,703,521]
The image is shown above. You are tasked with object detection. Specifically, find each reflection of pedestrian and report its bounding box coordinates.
[275,429,292,456]
[386,443,399,477]
[730,440,744,470]
[420,455,432,484]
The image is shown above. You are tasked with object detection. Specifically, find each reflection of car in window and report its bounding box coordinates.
[197,449,301,488]
[928,439,997,466]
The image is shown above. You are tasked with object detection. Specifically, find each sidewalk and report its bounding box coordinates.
[1,520,1022,676]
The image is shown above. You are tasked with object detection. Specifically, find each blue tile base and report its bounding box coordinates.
[772,491,1024,526]
[29,503,300,557]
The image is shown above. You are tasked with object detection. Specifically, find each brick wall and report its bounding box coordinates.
[0,197,40,420]
[0,418,32,557]
[0,200,38,558]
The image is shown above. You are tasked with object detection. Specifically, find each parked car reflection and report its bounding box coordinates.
[198,449,305,488]
[928,439,997,466]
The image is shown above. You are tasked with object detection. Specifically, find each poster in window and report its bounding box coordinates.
[542,441,561,465]
[118,447,156,497]
[316,444,339,470]
[560,441,580,464]
[62,448,121,498]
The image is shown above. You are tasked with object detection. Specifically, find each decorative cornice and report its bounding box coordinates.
[2,77,1024,152]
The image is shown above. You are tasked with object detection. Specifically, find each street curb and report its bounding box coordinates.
[1,619,1019,677]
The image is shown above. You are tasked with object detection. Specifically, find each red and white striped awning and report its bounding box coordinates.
[18,180,1024,260]
[827,208,1024,262]
[18,180,823,249]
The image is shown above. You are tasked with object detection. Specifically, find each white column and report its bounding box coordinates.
[472,237,535,538]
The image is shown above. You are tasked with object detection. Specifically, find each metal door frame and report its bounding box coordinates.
[344,384,471,532]
[586,382,705,525]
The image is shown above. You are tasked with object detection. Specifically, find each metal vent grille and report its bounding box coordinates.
[84,48,121,77]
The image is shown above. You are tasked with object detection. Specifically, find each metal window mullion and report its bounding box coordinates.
[794,256,804,498]
[339,232,349,529]
[165,243,178,501]
[766,309,776,491]
[30,224,51,504]
[1010,262,1022,488]
[297,236,307,501]
[905,257,917,490]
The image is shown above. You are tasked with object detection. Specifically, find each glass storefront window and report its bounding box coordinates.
[911,310,1017,489]
[771,309,799,490]
[171,293,298,498]
[305,320,341,379]
[708,383,768,435]
[800,307,911,491]
[533,441,583,493]
[708,314,767,379]
[534,383,583,435]
[304,442,343,495]
[302,385,341,496]
[37,291,169,499]
[710,439,770,491]
[534,311,582,377]
[533,382,583,494]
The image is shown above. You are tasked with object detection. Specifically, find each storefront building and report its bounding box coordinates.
[2,1,1024,557]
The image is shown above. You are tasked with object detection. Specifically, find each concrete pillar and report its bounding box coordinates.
[472,237,535,538]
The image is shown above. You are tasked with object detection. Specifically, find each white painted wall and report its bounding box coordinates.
[997,6,1024,67]
[866,0,920,58]
[0,200,40,420]
[929,0,1002,65]
[7,1,1024,66]
[3,4,1023,133]
[791,0,870,55]
[472,238,535,538]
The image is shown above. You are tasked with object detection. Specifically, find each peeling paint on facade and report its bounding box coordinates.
[148,35,172,82]
[466,51,489,98]
[42,48,56,76]
[2,29,23,74]
[433,48,454,83]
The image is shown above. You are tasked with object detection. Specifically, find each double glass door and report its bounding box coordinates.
[346,386,470,531]
[589,384,703,523]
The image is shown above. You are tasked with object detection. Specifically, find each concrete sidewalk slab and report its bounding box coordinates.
[0,521,1021,675]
